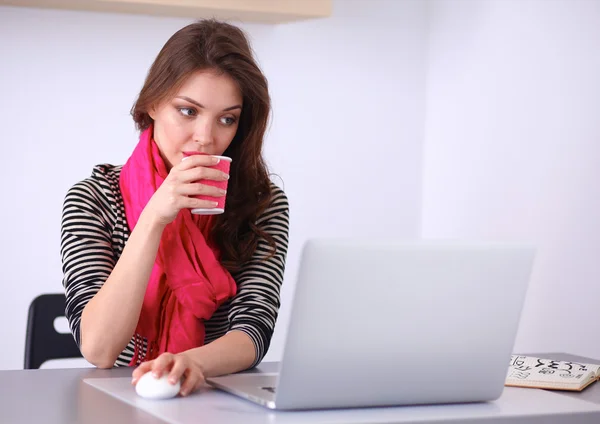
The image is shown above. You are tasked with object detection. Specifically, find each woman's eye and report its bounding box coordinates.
[220,116,237,126]
[178,107,196,117]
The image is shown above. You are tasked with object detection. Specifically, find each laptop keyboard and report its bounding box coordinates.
[261,386,276,393]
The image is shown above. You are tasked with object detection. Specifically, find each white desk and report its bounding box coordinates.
[1,353,599,424]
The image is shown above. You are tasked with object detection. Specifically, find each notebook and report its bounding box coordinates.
[506,355,600,391]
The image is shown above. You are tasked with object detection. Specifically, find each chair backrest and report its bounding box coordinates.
[24,293,83,369]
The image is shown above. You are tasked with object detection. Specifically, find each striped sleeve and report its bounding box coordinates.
[227,185,290,368]
[60,178,116,347]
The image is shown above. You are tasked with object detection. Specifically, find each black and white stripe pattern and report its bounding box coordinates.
[61,164,289,368]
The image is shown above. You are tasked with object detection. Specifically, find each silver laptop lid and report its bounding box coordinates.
[273,239,535,409]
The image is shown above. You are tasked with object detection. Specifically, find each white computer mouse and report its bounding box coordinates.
[135,372,181,400]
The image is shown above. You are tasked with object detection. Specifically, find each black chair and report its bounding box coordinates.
[24,293,83,369]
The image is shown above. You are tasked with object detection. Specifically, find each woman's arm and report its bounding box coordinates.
[79,207,166,367]
[193,186,290,371]
[63,157,227,368]
[186,330,256,376]
[61,177,166,368]
[132,186,290,394]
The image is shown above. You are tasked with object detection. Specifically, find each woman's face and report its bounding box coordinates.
[149,69,243,170]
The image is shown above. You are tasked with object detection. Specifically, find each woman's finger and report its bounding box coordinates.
[168,356,188,385]
[178,166,228,184]
[179,369,202,397]
[151,353,175,378]
[193,370,206,391]
[177,183,226,198]
[131,361,154,384]
[177,154,220,170]
[180,197,219,210]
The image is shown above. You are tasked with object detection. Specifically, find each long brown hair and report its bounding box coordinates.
[131,19,275,272]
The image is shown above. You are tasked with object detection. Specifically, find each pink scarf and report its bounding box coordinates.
[119,126,237,365]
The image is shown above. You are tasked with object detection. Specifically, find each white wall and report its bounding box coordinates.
[0,0,428,370]
[422,0,600,358]
[259,0,428,363]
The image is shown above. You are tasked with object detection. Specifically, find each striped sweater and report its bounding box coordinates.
[60,164,289,367]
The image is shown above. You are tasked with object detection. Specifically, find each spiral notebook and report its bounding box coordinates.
[506,355,600,391]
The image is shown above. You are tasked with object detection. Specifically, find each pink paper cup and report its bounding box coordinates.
[182,152,231,215]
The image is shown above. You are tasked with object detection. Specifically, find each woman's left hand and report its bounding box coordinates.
[131,352,205,397]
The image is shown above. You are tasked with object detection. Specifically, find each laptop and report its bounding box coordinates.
[206,239,535,410]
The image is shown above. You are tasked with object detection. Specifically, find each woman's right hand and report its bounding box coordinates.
[144,155,229,226]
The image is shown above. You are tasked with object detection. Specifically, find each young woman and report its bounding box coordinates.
[60,19,289,397]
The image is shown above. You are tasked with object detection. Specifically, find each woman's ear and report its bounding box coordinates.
[148,105,156,120]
